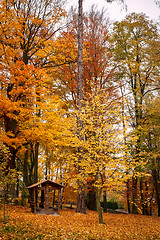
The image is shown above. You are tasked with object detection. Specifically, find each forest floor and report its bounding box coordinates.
[0,205,160,239]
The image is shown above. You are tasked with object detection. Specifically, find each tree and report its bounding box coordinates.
[141,96,160,216]
[0,143,16,223]
[52,5,118,217]
[111,12,160,214]
[0,0,66,187]
[76,0,86,214]
[73,88,126,223]
[83,6,115,95]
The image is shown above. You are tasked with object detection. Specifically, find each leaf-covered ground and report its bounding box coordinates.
[0,206,160,239]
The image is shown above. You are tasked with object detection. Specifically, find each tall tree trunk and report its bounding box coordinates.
[132,178,138,214]
[96,187,104,223]
[120,84,131,214]
[76,0,86,214]
[95,174,104,223]
[23,150,29,187]
[144,181,149,215]
[7,146,17,199]
[140,178,145,215]
[131,94,139,214]
[86,189,97,211]
[8,146,17,170]
[60,167,64,209]
[103,190,107,212]
[126,180,131,214]
[34,142,39,184]
[152,169,160,216]
[76,187,86,213]
[4,114,17,171]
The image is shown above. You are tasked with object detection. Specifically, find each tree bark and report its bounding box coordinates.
[34,142,39,184]
[140,178,145,215]
[76,187,86,213]
[126,180,131,214]
[132,178,138,214]
[23,150,29,187]
[76,0,86,214]
[103,190,107,212]
[95,174,104,223]
[86,190,97,211]
[152,169,160,216]
[96,187,104,223]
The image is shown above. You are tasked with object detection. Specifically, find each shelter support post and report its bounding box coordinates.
[45,183,49,213]
[33,188,36,214]
[57,188,60,214]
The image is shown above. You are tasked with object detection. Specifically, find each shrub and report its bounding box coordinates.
[101,201,118,210]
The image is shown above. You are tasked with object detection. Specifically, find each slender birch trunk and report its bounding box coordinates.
[76,0,86,214]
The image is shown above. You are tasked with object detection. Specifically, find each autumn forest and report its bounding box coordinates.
[0,0,160,238]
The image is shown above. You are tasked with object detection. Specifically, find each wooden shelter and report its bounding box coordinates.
[27,180,64,215]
